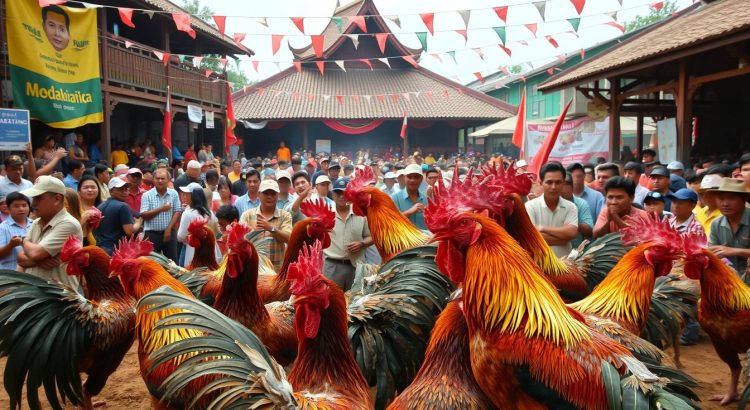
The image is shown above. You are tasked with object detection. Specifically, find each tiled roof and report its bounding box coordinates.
[540,0,750,91]
[233,68,516,120]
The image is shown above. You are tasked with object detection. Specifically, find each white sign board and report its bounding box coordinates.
[205,111,214,129]
[0,108,31,151]
[657,118,677,164]
[187,104,203,123]
[315,139,331,154]
[525,117,609,166]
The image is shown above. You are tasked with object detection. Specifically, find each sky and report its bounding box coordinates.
[203,0,695,84]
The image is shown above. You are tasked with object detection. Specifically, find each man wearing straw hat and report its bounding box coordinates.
[708,178,750,282]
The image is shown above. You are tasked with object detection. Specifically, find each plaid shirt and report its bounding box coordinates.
[140,188,181,232]
[239,207,292,272]
[0,217,32,270]
[668,213,704,235]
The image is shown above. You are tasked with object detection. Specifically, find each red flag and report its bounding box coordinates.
[402,55,418,68]
[420,13,435,35]
[233,33,246,43]
[528,100,572,178]
[291,17,305,34]
[316,61,325,75]
[570,0,586,14]
[225,83,238,152]
[349,15,367,32]
[512,89,527,158]
[493,6,508,23]
[293,61,302,72]
[212,15,226,35]
[272,35,284,55]
[525,23,538,36]
[118,8,135,28]
[311,35,324,57]
[376,33,388,54]
[473,72,484,84]
[162,87,172,153]
[172,13,196,39]
[400,112,408,139]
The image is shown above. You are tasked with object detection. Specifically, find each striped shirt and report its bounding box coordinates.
[668,213,704,235]
[235,193,261,215]
[140,188,181,232]
[0,217,32,269]
[239,207,292,272]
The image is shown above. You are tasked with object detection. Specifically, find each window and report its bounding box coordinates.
[531,100,545,119]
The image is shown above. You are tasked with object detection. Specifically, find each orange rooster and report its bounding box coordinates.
[425,177,697,409]
[683,231,750,405]
[142,241,373,409]
[213,222,297,365]
[0,236,135,410]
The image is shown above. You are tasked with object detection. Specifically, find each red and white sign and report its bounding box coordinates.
[525,117,609,166]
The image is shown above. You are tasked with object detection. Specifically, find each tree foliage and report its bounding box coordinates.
[624,1,678,32]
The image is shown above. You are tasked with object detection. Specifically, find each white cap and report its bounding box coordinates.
[276,169,292,181]
[516,159,528,168]
[700,174,723,190]
[384,172,397,179]
[127,168,143,176]
[108,177,130,190]
[179,182,203,193]
[395,169,405,177]
[315,175,331,185]
[259,179,280,193]
[667,161,685,171]
[114,164,129,173]
[187,160,202,170]
[22,175,66,197]
[404,163,423,176]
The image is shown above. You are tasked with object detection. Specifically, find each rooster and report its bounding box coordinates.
[425,177,698,409]
[141,241,373,409]
[0,236,135,410]
[213,222,297,365]
[683,231,750,405]
[185,217,221,271]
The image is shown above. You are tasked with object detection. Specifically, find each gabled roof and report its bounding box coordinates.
[540,0,749,91]
[233,67,516,121]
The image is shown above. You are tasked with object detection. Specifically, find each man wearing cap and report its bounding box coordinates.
[311,174,335,208]
[174,160,205,190]
[623,162,650,205]
[708,178,750,282]
[239,179,292,271]
[567,163,604,222]
[643,191,671,220]
[649,166,674,211]
[311,157,330,187]
[94,177,141,255]
[0,156,33,200]
[140,168,182,261]
[667,161,687,192]
[391,164,429,231]
[323,177,373,291]
[16,176,82,289]
[381,172,399,196]
[328,161,342,185]
[695,174,723,235]
[235,169,262,215]
[276,170,296,210]
[125,168,146,216]
[667,188,703,234]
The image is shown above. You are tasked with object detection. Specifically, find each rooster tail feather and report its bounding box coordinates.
[147,252,190,278]
[641,275,698,349]
[571,233,628,291]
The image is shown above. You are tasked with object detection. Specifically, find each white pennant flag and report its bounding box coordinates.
[323,94,331,102]
[458,10,471,28]
[378,57,391,68]
[387,15,401,29]
[144,10,155,19]
[124,40,134,49]
[363,95,372,103]
[274,62,282,72]
[347,34,360,49]
[334,60,347,72]
[255,17,268,27]
[402,92,411,102]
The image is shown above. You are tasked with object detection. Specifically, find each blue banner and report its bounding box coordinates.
[0,108,31,151]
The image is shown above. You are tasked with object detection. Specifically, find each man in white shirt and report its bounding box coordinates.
[525,162,578,258]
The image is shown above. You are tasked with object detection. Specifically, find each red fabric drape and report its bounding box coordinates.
[322,119,385,134]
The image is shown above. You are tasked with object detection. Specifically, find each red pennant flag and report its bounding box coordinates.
[233,33,246,43]
[292,92,300,101]
[272,35,284,55]
[400,112,408,139]
[580,48,585,60]
[499,45,512,57]
[172,13,196,39]
[162,86,172,153]
[525,23,538,36]
[402,55,418,68]
[493,6,508,23]
[512,88,526,157]
[420,13,435,35]
[257,87,266,96]
[650,1,664,11]
[213,15,227,35]
[425,91,434,101]
[441,89,450,100]
[528,100,572,178]
[39,0,65,6]
[570,0,586,15]
[315,61,325,75]
[291,17,305,34]
[547,68,554,75]
[390,94,399,104]
[311,35,324,58]
[352,95,360,103]
[118,8,135,28]
[336,95,343,105]
[293,61,301,72]
[546,35,559,48]
[161,52,170,66]
[219,57,228,67]
[474,72,484,84]
[375,33,388,54]
[225,83,238,152]
[501,66,510,74]
[307,94,315,101]
[605,21,625,32]
[360,59,373,70]
[456,30,468,42]
[377,95,385,104]
[251,61,259,72]
[204,69,213,77]
[349,15,367,32]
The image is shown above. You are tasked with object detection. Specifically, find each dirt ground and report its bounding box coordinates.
[0,337,740,409]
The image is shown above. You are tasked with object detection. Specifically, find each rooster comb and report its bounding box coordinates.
[344,166,375,201]
[682,230,708,256]
[110,236,154,272]
[287,241,324,293]
[621,213,682,248]
[482,161,533,197]
[60,235,83,263]
[226,222,251,252]
[300,198,335,226]
[188,217,209,240]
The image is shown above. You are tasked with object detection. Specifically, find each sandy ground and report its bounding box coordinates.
[0,336,740,409]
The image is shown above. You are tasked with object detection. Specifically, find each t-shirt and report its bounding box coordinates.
[111,150,129,167]
[94,198,135,255]
[594,206,648,236]
[524,196,578,258]
[24,209,82,289]
[277,147,291,162]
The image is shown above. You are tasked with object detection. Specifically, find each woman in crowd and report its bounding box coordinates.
[177,183,221,266]
[78,174,102,212]
[63,187,96,246]
[213,176,236,212]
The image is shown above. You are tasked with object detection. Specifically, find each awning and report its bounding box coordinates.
[469,115,656,137]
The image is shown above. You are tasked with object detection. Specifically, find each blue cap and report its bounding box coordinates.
[332,177,350,192]
[667,188,699,202]
[643,191,665,203]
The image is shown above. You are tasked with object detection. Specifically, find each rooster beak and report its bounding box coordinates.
[108,270,118,278]
[429,233,449,243]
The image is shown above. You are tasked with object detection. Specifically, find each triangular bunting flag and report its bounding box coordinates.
[316,61,325,75]
[650,1,665,11]
[172,13,196,39]
[556,54,567,63]
[389,16,401,29]
[352,95,360,103]
[456,29,468,42]
[323,94,331,103]
[292,92,300,101]
[568,17,581,32]
[402,93,411,102]
[124,40,134,48]
[493,27,506,44]
[360,59,373,70]
[257,87,266,96]
[349,15,367,32]
[499,45,512,57]
[525,23,538,36]
[144,10,154,19]
[447,50,456,62]
[474,72,484,84]
[251,60,259,72]
[204,69,213,77]
[291,17,305,34]
[219,57,228,68]
[378,57,390,68]
[501,66,509,74]
[580,48,585,60]
[213,15,226,35]
[347,34,359,49]
[493,6,508,23]
[233,33,246,43]
[377,95,385,104]
[272,35,284,55]
[311,35,324,58]
[375,33,388,54]
[331,16,343,32]
[431,53,442,63]
[118,8,135,28]
[293,61,301,72]
[547,68,554,75]
[363,95,372,103]
[570,0,585,15]
[390,94,399,104]
[606,11,618,21]
[334,60,346,71]
[605,21,625,32]
[546,35,559,48]
[419,13,435,35]
[162,53,170,66]
[153,51,163,61]
[307,94,314,101]
[416,32,428,51]
[473,47,484,59]
[193,56,203,66]
[533,1,546,20]
[458,10,471,28]
[336,95,343,105]
[425,91,434,101]
[442,89,450,100]
[402,55,418,68]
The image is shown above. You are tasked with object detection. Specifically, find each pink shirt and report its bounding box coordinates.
[594,206,649,235]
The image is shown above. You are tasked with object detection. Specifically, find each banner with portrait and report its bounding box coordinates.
[6,0,103,128]
[526,117,610,166]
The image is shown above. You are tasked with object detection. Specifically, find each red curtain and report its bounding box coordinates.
[322,119,385,134]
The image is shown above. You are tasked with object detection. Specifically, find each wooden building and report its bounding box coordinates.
[232,0,515,158]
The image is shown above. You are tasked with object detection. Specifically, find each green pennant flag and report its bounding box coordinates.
[567,17,581,33]
[493,27,506,44]
[415,32,428,51]
[331,16,343,33]
[178,55,185,63]
[447,50,456,62]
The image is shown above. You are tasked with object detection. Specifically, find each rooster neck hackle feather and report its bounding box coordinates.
[702,251,750,313]
[366,189,428,261]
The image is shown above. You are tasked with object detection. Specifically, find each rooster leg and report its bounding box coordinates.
[672,334,683,369]
[710,368,740,405]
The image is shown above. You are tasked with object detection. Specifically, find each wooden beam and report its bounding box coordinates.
[617,82,677,101]
[609,78,621,161]
[98,8,112,162]
[675,59,693,164]
[690,65,750,88]
[636,113,644,159]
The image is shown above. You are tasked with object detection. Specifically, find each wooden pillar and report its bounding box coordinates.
[608,78,621,161]
[675,59,693,164]
[636,112,644,161]
[302,122,309,151]
[98,8,111,161]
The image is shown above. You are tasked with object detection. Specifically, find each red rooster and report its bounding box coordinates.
[213,222,297,365]
[683,232,750,405]
[425,177,697,409]
[0,236,135,410]
[142,241,373,409]
[185,217,220,271]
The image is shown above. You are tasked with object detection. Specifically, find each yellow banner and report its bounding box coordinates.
[7,1,102,128]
